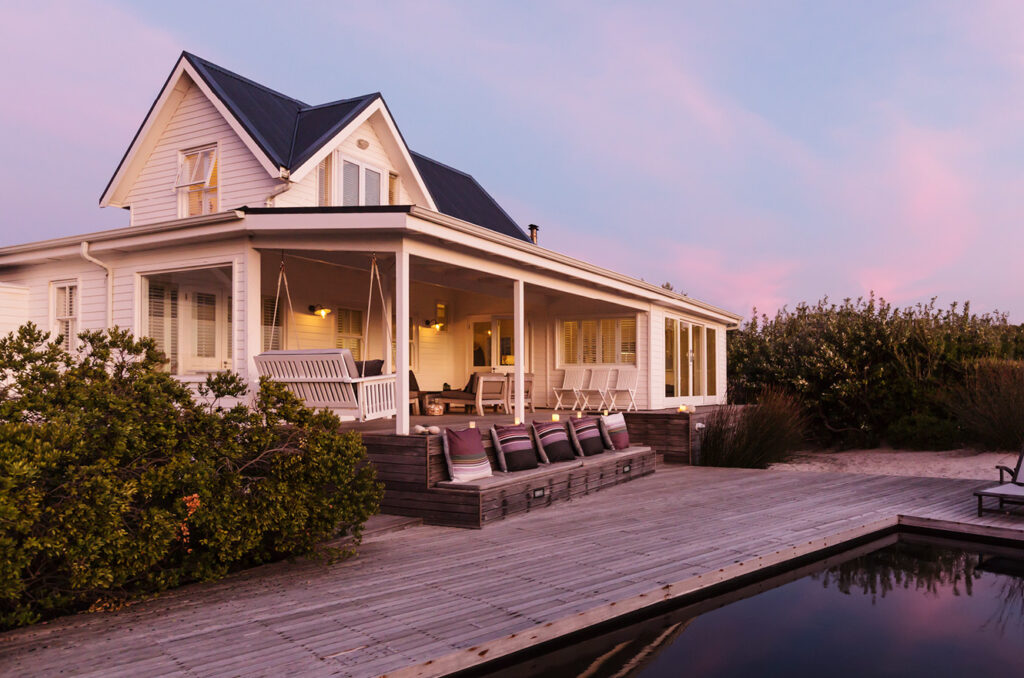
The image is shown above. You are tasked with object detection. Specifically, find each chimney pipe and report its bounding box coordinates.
[528,224,539,244]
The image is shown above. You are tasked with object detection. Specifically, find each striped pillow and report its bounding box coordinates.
[490,424,539,472]
[569,416,606,456]
[601,412,630,450]
[531,421,576,463]
[442,427,493,482]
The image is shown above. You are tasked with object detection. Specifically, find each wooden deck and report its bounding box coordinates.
[3,466,1023,678]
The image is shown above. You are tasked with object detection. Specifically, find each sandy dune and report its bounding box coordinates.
[769,447,1020,481]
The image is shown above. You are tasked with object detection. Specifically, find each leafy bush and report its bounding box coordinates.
[0,324,383,630]
[885,412,962,451]
[697,389,806,468]
[729,295,1024,448]
[947,359,1024,451]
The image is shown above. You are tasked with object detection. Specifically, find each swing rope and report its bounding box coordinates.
[268,255,299,351]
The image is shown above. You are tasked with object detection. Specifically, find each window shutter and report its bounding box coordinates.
[262,297,283,351]
[364,168,381,206]
[599,318,617,363]
[580,320,598,364]
[194,293,217,358]
[342,161,360,206]
[561,321,578,364]
[336,308,364,360]
[317,157,332,206]
[619,318,637,364]
[388,173,399,205]
[148,283,179,373]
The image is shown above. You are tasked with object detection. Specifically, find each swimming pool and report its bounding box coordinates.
[474,533,1024,677]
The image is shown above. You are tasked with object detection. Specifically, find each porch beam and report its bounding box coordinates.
[513,279,525,423]
[395,245,410,435]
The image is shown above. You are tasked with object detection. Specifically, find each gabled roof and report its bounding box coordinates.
[103,52,530,242]
[412,152,529,241]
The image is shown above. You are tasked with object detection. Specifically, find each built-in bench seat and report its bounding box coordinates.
[364,429,656,528]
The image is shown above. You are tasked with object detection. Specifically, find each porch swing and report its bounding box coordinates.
[253,254,398,421]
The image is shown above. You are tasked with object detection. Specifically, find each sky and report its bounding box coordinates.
[1,1,1022,321]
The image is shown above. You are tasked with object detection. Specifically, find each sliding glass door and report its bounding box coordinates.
[665,317,717,399]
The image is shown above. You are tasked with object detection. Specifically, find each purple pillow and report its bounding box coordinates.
[443,427,492,482]
[570,416,606,456]
[600,413,630,450]
[532,421,576,463]
[490,424,539,472]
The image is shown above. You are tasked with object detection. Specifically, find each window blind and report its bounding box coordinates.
[342,161,360,206]
[194,293,217,358]
[317,157,332,206]
[364,168,381,206]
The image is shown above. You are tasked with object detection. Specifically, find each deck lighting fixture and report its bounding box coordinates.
[602,409,609,416]
[576,411,582,418]
[514,417,521,425]
[678,404,688,413]
[468,421,476,429]
[309,304,331,319]
[551,413,560,422]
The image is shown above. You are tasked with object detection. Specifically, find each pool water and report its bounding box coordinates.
[477,534,1024,677]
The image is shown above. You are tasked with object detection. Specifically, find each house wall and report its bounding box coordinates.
[0,283,28,336]
[124,75,278,226]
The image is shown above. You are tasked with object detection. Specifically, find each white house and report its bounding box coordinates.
[0,52,741,434]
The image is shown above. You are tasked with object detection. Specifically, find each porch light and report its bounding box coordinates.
[468,421,476,429]
[576,411,582,418]
[602,409,609,416]
[678,404,688,413]
[551,413,560,422]
[514,417,521,425]
[309,304,331,319]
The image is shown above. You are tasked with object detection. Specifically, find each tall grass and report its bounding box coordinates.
[698,389,806,468]
[948,359,1024,451]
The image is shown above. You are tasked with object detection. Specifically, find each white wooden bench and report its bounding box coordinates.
[255,349,397,421]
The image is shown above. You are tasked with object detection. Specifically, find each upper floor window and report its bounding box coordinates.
[175,145,218,217]
[341,158,385,206]
[52,281,78,351]
[317,156,332,206]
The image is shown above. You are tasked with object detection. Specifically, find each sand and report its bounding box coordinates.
[768,447,1021,481]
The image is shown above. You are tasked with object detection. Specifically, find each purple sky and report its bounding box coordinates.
[2,1,1022,320]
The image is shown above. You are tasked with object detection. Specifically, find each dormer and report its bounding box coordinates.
[99,52,530,242]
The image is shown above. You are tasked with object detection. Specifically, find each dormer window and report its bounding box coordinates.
[340,157,385,206]
[175,145,218,217]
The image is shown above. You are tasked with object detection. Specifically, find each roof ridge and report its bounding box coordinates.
[299,93,379,112]
[183,51,308,108]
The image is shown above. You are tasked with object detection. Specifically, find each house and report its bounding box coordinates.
[0,52,741,435]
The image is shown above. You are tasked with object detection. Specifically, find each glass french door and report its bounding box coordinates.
[470,316,526,372]
[665,318,713,399]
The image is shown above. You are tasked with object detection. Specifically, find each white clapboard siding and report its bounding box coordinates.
[124,76,278,226]
[0,284,28,336]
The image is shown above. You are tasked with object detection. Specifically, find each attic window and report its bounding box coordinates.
[175,145,218,217]
[340,157,386,207]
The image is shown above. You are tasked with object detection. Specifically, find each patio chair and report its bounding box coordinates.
[435,372,509,416]
[997,446,1024,485]
[606,367,638,412]
[505,372,535,413]
[553,367,586,410]
[578,367,613,411]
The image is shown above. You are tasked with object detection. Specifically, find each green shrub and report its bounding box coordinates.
[0,324,383,630]
[728,295,1024,448]
[948,359,1024,451]
[885,412,963,450]
[698,389,806,468]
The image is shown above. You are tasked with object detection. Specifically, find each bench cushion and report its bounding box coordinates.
[570,416,607,457]
[437,459,583,490]
[442,427,493,482]
[438,390,474,401]
[532,421,576,463]
[490,424,540,472]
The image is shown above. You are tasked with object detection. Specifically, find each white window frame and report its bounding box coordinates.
[468,315,530,373]
[51,280,80,351]
[664,316,715,402]
[175,143,220,218]
[337,152,387,207]
[558,315,638,367]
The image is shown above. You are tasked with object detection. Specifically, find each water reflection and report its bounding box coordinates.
[474,534,1024,678]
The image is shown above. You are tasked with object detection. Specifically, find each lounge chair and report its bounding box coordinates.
[553,367,586,410]
[997,447,1024,485]
[578,367,613,411]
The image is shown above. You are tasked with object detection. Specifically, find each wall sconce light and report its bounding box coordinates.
[551,413,560,422]
[422,319,445,331]
[309,304,332,319]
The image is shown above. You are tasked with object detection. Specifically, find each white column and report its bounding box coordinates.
[513,279,525,423]
[395,246,410,435]
[243,245,262,393]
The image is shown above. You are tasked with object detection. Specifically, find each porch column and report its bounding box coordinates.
[395,246,410,435]
[243,245,262,393]
[513,279,525,422]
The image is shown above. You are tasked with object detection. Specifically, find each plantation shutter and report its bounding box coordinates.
[54,284,77,351]
[317,157,332,206]
[335,308,363,360]
[599,319,617,363]
[706,327,717,396]
[194,293,217,358]
[148,282,178,373]
[562,321,579,364]
[580,320,598,364]
[619,317,637,364]
[226,297,232,360]
[262,297,283,351]
[364,168,381,205]
[342,161,360,206]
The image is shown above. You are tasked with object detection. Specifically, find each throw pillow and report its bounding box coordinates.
[531,421,576,463]
[442,427,493,482]
[600,412,630,450]
[489,424,540,472]
[569,416,606,456]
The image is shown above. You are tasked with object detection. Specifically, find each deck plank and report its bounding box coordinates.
[2,466,1022,678]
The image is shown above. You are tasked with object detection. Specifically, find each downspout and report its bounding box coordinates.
[264,169,292,207]
[80,241,113,329]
